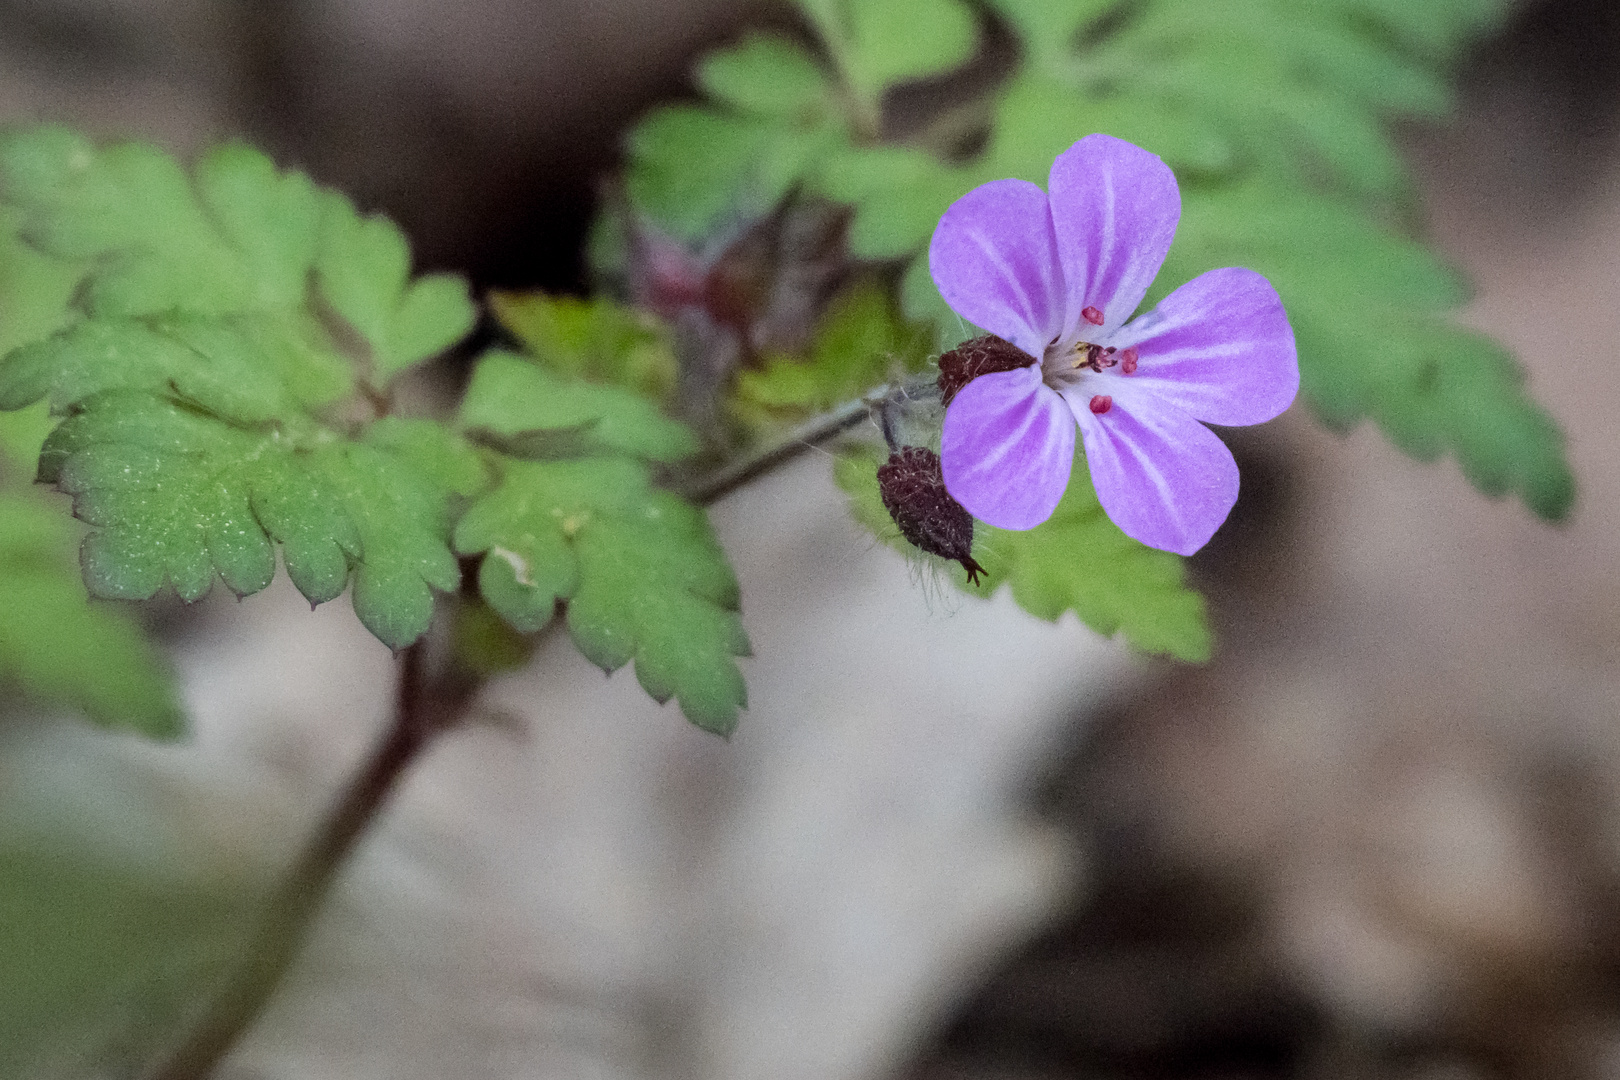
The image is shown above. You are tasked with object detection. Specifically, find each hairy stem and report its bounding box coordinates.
[682,375,938,506]
[143,642,454,1080]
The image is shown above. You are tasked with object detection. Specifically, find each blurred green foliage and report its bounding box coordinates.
[0,445,182,735]
[0,838,248,1076]
[606,0,1568,663]
[490,291,680,402]
[734,281,933,420]
[0,205,180,735]
[619,0,1570,521]
[838,445,1210,660]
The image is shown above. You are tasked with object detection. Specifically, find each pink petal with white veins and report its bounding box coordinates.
[1047,134,1181,338]
[1064,384,1240,556]
[941,365,1076,530]
[1107,266,1298,427]
[929,178,1067,360]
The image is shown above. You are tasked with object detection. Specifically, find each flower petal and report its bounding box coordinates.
[1105,266,1299,426]
[941,366,1075,530]
[1065,385,1239,556]
[928,178,1066,360]
[1047,134,1180,338]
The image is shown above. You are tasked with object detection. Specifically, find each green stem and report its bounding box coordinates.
[681,375,938,506]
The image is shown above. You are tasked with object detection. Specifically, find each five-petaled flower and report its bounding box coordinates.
[929,133,1299,555]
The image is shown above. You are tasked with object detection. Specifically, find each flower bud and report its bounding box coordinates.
[877,447,987,584]
[936,335,1036,407]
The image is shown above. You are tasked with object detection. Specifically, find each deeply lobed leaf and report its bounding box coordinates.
[454,456,749,735]
[0,129,483,651]
[0,409,180,736]
[35,392,475,650]
[0,126,474,396]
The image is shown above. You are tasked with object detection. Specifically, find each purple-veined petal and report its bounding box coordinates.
[1105,266,1298,426]
[1047,134,1180,338]
[929,178,1066,360]
[1063,383,1239,556]
[941,366,1076,530]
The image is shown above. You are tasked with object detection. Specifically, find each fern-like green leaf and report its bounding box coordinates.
[0,127,474,390]
[0,406,180,735]
[734,281,932,419]
[455,456,749,734]
[0,129,484,649]
[36,392,472,649]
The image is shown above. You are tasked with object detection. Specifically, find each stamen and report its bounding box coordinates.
[1120,347,1138,375]
[1081,306,1105,326]
[1070,344,1120,372]
[1089,394,1113,414]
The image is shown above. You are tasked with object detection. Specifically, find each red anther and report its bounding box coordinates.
[1082,305,1105,326]
[1120,347,1138,375]
[1089,394,1113,414]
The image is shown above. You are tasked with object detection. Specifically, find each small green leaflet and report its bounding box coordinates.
[463,350,697,462]
[489,292,680,402]
[452,346,748,734]
[316,188,477,382]
[622,29,971,251]
[697,32,835,120]
[624,105,841,245]
[734,282,933,421]
[0,128,483,650]
[816,147,969,262]
[837,445,1211,661]
[0,486,181,736]
[455,455,749,736]
[0,206,79,357]
[799,0,978,118]
[986,0,1115,66]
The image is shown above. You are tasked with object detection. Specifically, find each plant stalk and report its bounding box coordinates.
[142,375,932,1078]
[142,641,449,1080]
[682,375,938,506]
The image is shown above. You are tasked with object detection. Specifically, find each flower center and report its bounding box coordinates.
[1041,341,1139,390]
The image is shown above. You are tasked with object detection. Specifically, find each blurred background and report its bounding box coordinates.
[1,0,1619,1078]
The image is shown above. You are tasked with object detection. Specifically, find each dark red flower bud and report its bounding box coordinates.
[936,335,1036,407]
[877,447,987,585]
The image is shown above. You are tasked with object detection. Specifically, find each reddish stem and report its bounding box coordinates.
[142,642,452,1080]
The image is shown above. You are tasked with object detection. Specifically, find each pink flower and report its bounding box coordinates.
[930,134,1298,555]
